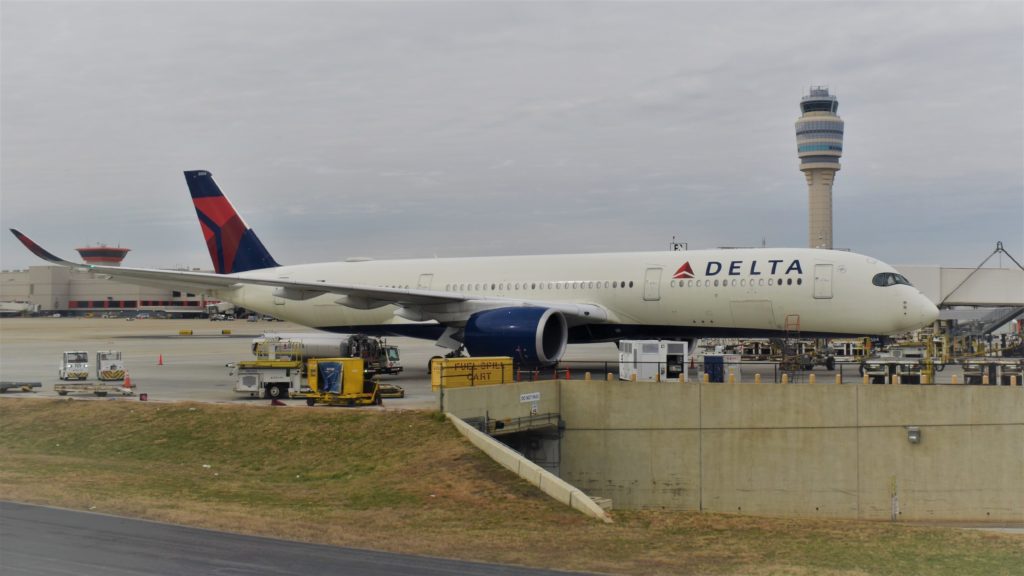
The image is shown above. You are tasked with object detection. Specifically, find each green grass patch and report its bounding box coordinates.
[2,399,1021,575]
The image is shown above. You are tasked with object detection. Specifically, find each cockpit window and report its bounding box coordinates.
[872,272,912,287]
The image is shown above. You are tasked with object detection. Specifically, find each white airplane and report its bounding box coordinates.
[11,170,939,366]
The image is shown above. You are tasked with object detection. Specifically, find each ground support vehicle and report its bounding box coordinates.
[828,338,869,363]
[430,357,514,390]
[252,334,402,376]
[960,358,1024,385]
[59,351,90,380]
[740,339,773,362]
[618,340,689,381]
[96,351,126,381]
[777,339,836,372]
[860,343,939,384]
[864,356,937,383]
[377,382,405,398]
[231,359,308,399]
[861,358,930,384]
[55,381,133,397]
[379,343,403,375]
[0,381,42,393]
[298,358,381,407]
[861,354,896,384]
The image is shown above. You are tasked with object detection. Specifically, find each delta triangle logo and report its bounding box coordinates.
[673,262,695,279]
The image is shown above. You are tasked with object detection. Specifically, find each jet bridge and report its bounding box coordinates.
[897,242,1024,308]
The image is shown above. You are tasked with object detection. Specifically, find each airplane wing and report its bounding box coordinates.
[10,229,609,323]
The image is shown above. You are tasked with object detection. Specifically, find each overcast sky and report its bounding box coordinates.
[2,1,1021,272]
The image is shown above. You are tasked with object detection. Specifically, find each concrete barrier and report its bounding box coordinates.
[560,381,1023,522]
[447,380,1022,522]
[446,413,613,523]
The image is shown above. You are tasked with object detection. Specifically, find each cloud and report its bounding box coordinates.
[1,2,1020,271]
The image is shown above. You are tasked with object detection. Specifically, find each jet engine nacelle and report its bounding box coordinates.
[463,307,568,367]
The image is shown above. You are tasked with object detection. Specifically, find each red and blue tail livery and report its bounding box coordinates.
[184,171,279,274]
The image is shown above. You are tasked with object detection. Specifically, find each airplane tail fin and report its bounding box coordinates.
[184,170,280,274]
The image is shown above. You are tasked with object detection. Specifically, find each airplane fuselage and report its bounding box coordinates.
[219,247,936,341]
[11,169,941,364]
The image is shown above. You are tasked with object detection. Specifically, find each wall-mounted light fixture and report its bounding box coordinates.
[906,426,921,444]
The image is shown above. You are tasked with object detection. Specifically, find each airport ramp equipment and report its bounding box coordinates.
[0,382,42,393]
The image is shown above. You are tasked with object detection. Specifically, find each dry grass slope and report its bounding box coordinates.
[1,399,1021,575]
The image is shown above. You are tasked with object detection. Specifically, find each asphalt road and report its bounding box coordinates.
[0,501,591,576]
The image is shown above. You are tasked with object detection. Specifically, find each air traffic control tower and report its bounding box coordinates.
[795,86,843,249]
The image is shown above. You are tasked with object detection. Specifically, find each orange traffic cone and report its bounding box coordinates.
[122,372,133,392]
[158,354,163,366]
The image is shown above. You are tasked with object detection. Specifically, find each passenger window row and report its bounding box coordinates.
[442,280,636,292]
[671,277,804,288]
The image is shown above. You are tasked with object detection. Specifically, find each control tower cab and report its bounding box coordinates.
[796,86,844,250]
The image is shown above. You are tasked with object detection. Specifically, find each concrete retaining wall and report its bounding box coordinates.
[446,413,612,523]
[559,381,1023,522]
[443,379,560,422]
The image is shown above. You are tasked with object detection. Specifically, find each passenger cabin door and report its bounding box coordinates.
[813,264,833,299]
[643,267,662,301]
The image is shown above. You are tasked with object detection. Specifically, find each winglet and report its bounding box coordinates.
[9,229,79,266]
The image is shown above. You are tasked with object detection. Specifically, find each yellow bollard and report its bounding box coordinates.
[655,373,661,382]
[728,369,735,384]
[607,372,615,381]
[809,373,816,384]
[835,374,842,385]
[584,372,592,381]
[894,375,901,385]
[703,373,710,383]
[782,373,789,384]
[952,374,959,385]
[1012,375,1018,386]
[982,374,990,385]
[678,375,685,383]
[921,373,930,385]
[863,374,869,385]
[631,373,637,382]
[754,373,761,384]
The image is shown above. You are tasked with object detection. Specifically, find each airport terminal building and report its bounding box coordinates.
[0,265,208,316]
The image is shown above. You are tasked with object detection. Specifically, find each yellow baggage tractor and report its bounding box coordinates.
[301,357,381,407]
